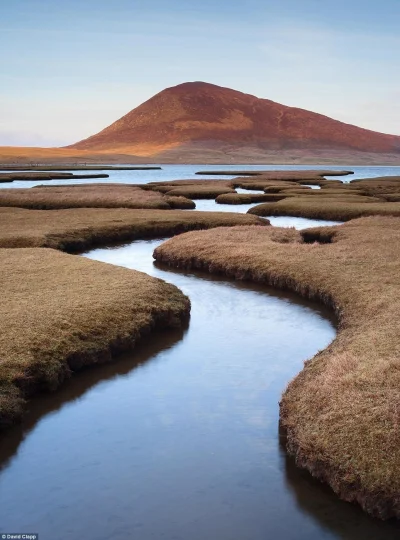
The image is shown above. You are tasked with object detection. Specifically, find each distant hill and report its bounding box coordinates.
[69,81,400,160]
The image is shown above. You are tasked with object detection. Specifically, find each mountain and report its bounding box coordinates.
[69,82,400,160]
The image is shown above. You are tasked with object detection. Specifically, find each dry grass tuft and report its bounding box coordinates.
[153,217,400,519]
[0,248,190,428]
[0,207,267,251]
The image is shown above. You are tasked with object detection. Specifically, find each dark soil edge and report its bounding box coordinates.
[0,300,190,430]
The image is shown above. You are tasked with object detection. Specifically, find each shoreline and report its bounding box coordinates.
[0,248,191,429]
[153,220,400,519]
[0,209,266,428]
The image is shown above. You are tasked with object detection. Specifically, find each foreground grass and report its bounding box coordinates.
[0,248,190,428]
[0,184,195,210]
[0,207,265,427]
[0,207,266,251]
[153,218,400,519]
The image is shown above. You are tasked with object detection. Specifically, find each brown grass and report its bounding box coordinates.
[230,177,342,189]
[195,170,353,178]
[216,193,289,204]
[0,172,109,181]
[165,196,196,209]
[0,184,195,210]
[150,185,235,199]
[0,207,266,251]
[242,176,400,220]
[147,179,232,187]
[233,181,299,191]
[281,188,367,196]
[1,165,161,171]
[153,217,400,519]
[262,184,301,193]
[248,198,400,221]
[0,248,190,428]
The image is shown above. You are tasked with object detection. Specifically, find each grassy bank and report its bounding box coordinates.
[195,170,353,177]
[0,207,266,251]
[248,198,400,221]
[0,248,190,428]
[0,172,109,182]
[0,165,161,171]
[0,184,195,210]
[143,174,400,221]
[153,218,400,519]
[216,192,288,204]
[0,206,266,429]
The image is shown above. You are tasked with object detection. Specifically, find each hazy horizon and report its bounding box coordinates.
[1,0,399,146]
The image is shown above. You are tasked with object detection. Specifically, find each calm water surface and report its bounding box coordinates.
[0,239,399,539]
[1,163,398,225]
[2,163,400,189]
[1,164,399,537]
[192,198,343,229]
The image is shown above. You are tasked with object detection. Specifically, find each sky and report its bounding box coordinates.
[1,0,399,146]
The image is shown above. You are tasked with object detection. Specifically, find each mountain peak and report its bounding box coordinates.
[69,82,400,157]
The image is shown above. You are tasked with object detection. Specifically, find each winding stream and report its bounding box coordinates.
[1,238,399,539]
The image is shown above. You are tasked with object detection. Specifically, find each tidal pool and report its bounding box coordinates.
[0,239,398,539]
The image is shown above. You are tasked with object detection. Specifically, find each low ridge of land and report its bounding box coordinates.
[0,207,266,251]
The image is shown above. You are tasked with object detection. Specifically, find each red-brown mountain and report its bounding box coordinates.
[70,82,400,157]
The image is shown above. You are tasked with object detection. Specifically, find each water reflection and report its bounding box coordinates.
[0,324,188,474]
[282,443,400,539]
[0,239,397,539]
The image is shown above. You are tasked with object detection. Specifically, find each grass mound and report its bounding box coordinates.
[162,185,235,199]
[195,170,353,178]
[0,207,266,251]
[0,248,190,428]
[0,165,162,171]
[0,172,109,182]
[243,175,400,220]
[0,184,194,210]
[216,193,288,204]
[248,198,400,221]
[153,217,400,519]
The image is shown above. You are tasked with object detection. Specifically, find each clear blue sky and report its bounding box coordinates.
[1,0,399,146]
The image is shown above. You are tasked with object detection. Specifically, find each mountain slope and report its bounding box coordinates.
[70,82,400,156]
